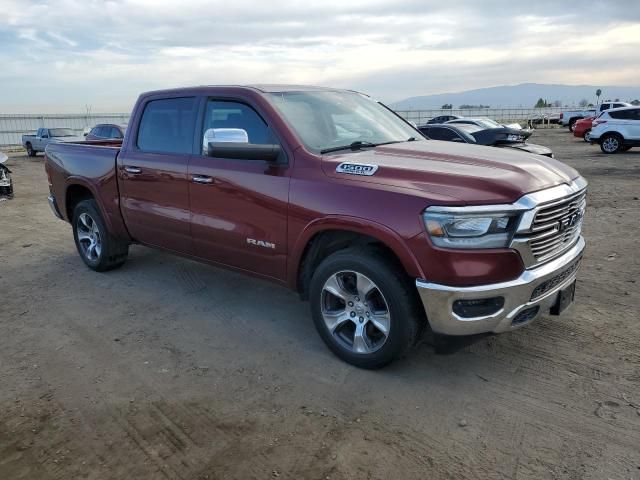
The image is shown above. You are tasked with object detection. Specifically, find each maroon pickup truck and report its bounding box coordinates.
[45,85,587,368]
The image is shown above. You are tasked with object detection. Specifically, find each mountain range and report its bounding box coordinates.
[391,83,640,110]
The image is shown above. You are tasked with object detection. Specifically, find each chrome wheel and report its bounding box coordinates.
[602,136,619,153]
[76,212,102,262]
[321,271,390,354]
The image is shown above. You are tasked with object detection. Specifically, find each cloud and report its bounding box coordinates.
[0,0,638,112]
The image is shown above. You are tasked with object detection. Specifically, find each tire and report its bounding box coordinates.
[309,247,423,369]
[583,130,590,142]
[568,119,577,132]
[26,143,36,157]
[72,199,129,271]
[600,133,623,154]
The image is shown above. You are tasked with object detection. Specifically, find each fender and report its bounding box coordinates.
[287,215,425,290]
[64,176,132,242]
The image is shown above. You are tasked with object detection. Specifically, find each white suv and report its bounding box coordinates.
[589,107,640,154]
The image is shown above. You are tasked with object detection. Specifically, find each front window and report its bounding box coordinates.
[265,90,419,153]
[49,128,75,137]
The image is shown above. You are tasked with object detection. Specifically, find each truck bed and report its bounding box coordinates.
[45,141,123,226]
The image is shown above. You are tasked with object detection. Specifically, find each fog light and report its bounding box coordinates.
[452,297,505,318]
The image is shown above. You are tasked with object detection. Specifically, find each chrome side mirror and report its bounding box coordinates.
[203,128,248,155]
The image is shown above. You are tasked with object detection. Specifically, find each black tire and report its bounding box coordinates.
[26,143,36,157]
[583,130,590,142]
[309,247,424,369]
[568,119,577,132]
[600,133,623,154]
[72,199,129,271]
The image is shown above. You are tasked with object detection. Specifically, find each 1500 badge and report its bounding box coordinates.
[336,162,378,176]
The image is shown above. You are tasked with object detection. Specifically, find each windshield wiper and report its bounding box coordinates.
[320,139,408,154]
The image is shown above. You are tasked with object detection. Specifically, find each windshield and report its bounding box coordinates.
[49,128,75,137]
[472,118,501,128]
[266,90,420,153]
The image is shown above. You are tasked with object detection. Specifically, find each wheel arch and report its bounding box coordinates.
[290,217,424,299]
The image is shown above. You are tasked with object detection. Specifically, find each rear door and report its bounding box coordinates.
[187,99,290,280]
[118,96,197,254]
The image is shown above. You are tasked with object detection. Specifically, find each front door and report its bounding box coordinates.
[118,96,197,254]
[188,99,290,280]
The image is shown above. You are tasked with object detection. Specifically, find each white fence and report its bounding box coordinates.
[395,107,564,126]
[0,107,566,147]
[0,113,131,147]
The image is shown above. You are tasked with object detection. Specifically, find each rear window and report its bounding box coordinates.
[137,97,197,154]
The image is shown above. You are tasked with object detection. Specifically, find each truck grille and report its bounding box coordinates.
[521,189,587,264]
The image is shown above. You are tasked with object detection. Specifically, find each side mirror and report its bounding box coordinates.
[208,142,281,162]
[203,128,248,154]
[83,132,88,137]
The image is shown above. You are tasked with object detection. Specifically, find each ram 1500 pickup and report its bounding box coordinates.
[45,85,587,368]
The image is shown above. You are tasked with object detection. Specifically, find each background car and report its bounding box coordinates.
[589,106,640,154]
[418,123,553,157]
[85,124,127,141]
[573,117,594,142]
[446,117,528,132]
[0,152,13,200]
[426,114,462,124]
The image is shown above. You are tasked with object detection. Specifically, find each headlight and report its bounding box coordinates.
[423,209,520,249]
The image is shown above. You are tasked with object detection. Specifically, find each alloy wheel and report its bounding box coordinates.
[321,271,390,354]
[76,212,102,262]
[602,136,619,153]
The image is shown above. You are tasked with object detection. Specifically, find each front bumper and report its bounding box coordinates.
[416,236,585,336]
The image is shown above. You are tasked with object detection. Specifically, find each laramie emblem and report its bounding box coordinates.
[336,162,379,176]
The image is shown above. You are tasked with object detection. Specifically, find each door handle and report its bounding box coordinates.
[124,166,142,174]
[192,175,214,184]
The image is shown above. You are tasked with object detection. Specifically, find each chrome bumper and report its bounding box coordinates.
[48,194,63,219]
[416,237,585,336]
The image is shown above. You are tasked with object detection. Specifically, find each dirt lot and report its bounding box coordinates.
[1,129,639,479]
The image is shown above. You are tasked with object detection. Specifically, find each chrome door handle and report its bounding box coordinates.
[192,175,213,184]
[124,166,142,174]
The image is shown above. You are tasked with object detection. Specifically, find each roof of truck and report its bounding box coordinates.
[139,84,365,97]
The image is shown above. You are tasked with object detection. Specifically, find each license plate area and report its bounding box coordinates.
[550,280,576,315]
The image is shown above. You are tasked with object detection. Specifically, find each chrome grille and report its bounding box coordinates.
[527,189,586,263]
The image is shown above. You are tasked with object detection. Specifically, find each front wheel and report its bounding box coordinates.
[583,130,591,142]
[600,134,623,154]
[309,248,424,369]
[72,199,129,271]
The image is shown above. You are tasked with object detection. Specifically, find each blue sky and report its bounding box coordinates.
[1,0,639,112]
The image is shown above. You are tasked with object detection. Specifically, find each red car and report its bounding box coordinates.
[85,123,127,141]
[44,85,587,368]
[573,117,594,141]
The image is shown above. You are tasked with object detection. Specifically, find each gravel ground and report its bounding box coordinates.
[1,129,639,479]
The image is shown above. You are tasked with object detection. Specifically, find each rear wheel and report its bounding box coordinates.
[26,143,36,157]
[600,133,623,154]
[309,247,423,369]
[583,130,591,142]
[72,199,129,271]
[568,119,577,132]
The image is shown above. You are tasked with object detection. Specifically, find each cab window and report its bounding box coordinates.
[137,97,197,154]
[201,100,273,155]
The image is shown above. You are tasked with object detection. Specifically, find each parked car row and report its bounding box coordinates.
[21,124,128,156]
[418,116,554,158]
[564,104,640,154]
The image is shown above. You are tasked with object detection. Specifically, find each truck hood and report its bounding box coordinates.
[322,140,580,205]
